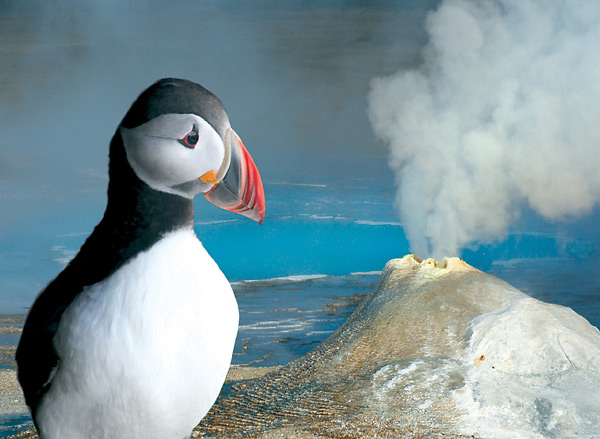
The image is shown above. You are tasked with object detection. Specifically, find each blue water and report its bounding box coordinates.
[232,273,377,367]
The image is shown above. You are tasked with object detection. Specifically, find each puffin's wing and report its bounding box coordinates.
[16,222,113,415]
[16,282,68,417]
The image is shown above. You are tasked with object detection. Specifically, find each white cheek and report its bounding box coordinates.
[125,135,187,186]
[121,122,225,195]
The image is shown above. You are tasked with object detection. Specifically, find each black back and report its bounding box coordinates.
[15,78,225,420]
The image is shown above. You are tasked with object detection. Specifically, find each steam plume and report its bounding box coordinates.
[368,0,600,258]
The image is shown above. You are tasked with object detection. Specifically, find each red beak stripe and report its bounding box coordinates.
[204,131,265,224]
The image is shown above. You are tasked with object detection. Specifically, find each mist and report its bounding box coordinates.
[0,0,437,231]
[368,0,600,258]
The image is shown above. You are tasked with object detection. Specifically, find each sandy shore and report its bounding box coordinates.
[13,255,589,438]
[0,369,26,418]
[0,347,288,438]
[0,364,282,438]
[0,316,29,437]
[7,365,406,439]
[0,316,25,418]
[0,347,465,439]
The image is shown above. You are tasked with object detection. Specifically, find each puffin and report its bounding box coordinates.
[15,78,265,439]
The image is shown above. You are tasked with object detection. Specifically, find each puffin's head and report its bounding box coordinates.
[119,78,265,224]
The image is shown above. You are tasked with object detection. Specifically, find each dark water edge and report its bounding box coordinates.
[232,273,379,367]
[0,415,31,438]
[489,258,600,329]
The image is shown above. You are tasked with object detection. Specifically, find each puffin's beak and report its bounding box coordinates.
[204,129,265,224]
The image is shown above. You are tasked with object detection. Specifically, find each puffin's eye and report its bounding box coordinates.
[180,127,199,148]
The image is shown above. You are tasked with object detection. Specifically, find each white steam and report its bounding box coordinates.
[368,0,600,258]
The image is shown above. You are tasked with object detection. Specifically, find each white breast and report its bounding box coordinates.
[37,228,239,439]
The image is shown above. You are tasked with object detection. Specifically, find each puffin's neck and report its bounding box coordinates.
[102,171,195,250]
[103,129,194,246]
[103,153,195,238]
[65,132,195,287]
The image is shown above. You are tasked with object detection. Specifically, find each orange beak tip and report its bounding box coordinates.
[200,170,219,185]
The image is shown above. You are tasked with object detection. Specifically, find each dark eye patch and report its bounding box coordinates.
[180,125,199,148]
